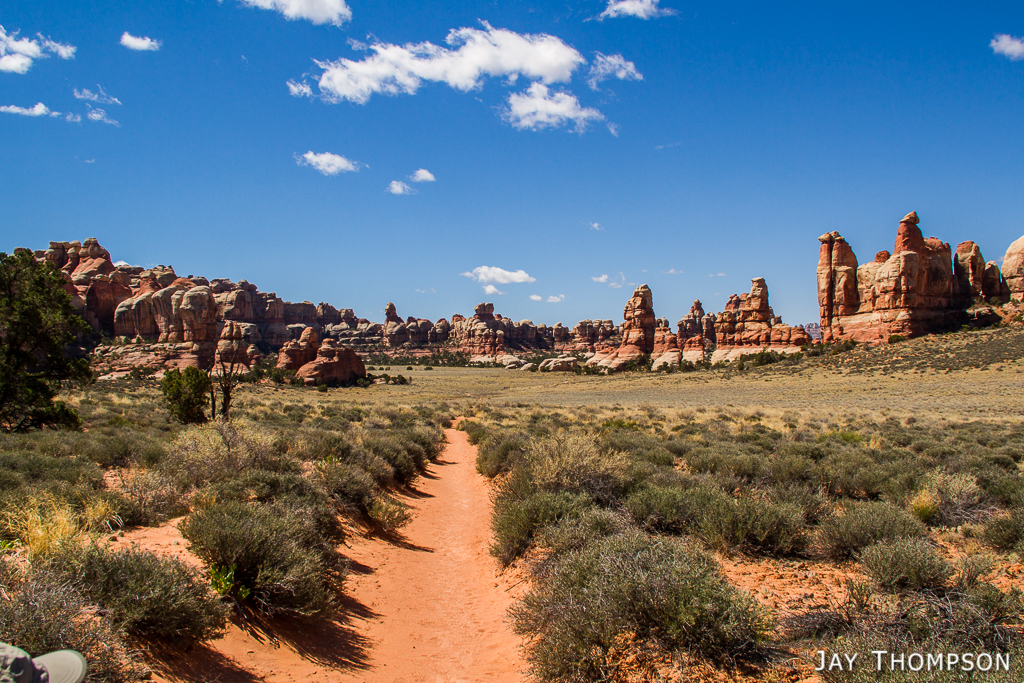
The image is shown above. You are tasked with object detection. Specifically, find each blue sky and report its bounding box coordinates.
[2,1,1022,328]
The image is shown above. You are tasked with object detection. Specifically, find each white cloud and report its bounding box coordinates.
[664,268,682,274]
[415,287,437,294]
[708,272,726,277]
[83,158,94,162]
[66,113,81,123]
[120,32,162,51]
[236,0,352,26]
[307,22,585,105]
[388,180,414,195]
[587,53,642,90]
[40,37,76,59]
[287,79,313,97]
[588,221,602,230]
[592,274,609,283]
[529,294,543,301]
[505,83,603,132]
[547,294,566,303]
[991,34,1024,60]
[599,0,676,20]
[608,282,623,288]
[74,85,121,105]
[482,284,505,295]
[411,168,435,182]
[0,26,76,74]
[296,150,360,175]
[86,106,120,126]
[113,260,129,266]
[461,266,536,284]
[0,102,50,116]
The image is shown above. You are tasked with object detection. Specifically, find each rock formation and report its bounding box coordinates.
[295,340,367,386]
[650,318,681,370]
[587,285,657,371]
[710,278,809,362]
[1004,236,1024,300]
[276,327,320,370]
[818,212,1013,343]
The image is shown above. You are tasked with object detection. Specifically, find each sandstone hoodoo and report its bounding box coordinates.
[587,285,657,371]
[818,211,1016,343]
[711,278,809,362]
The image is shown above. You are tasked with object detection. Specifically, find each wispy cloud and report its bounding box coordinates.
[707,272,726,277]
[654,142,679,150]
[388,180,415,195]
[0,102,50,116]
[592,274,609,283]
[86,106,120,126]
[234,0,352,26]
[120,32,161,51]
[287,79,314,97]
[529,294,543,301]
[0,26,76,74]
[664,268,682,274]
[608,282,623,288]
[483,284,505,295]
[599,0,676,20]
[546,294,566,303]
[296,150,361,175]
[505,83,603,132]
[411,168,436,182]
[74,85,121,105]
[588,221,603,230]
[991,34,1024,60]
[587,53,642,90]
[66,112,81,122]
[461,266,536,284]
[415,287,437,294]
[302,22,584,105]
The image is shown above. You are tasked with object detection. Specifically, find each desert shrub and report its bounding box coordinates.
[511,530,770,681]
[458,419,489,445]
[819,501,926,559]
[525,431,631,505]
[625,482,726,535]
[160,420,294,490]
[114,469,185,526]
[685,444,766,482]
[179,500,335,614]
[919,470,989,526]
[0,449,103,491]
[360,432,418,485]
[476,430,530,478]
[0,571,147,682]
[719,498,806,555]
[983,508,1024,551]
[316,459,376,512]
[492,490,595,566]
[160,367,211,424]
[766,483,831,524]
[47,544,227,643]
[860,538,952,591]
[368,496,413,531]
[887,334,906,343]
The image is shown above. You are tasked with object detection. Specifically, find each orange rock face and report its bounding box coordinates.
[1004,235,1024,300]
[711,278,809,362]
[817,212,1007,343]
[295,340,367,386]
[277,327,321,370]
[588,285,656,371]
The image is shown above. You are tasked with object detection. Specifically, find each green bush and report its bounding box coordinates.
[860,538,952,591]
[179,500,336,615]
[458,420,489,445]
[492,488,595,566]
[47,544,227,643]
[511,530,770,681]
[476,430,529,478]
[887,334,907,343]
[819,501,926,559]
[160,367,211,424]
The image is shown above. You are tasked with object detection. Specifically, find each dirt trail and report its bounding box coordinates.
[134,425,525,683]
[336,424,526,682]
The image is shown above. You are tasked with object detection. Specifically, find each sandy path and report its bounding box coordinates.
[134,425,525,683]
[337,425,526,682]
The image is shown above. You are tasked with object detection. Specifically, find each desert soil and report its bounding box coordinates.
[131,424,526,683]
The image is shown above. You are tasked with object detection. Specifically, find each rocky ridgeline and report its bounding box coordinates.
[586,280,811,371]
[818,211,1024,343]
[27,222,1023,378]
